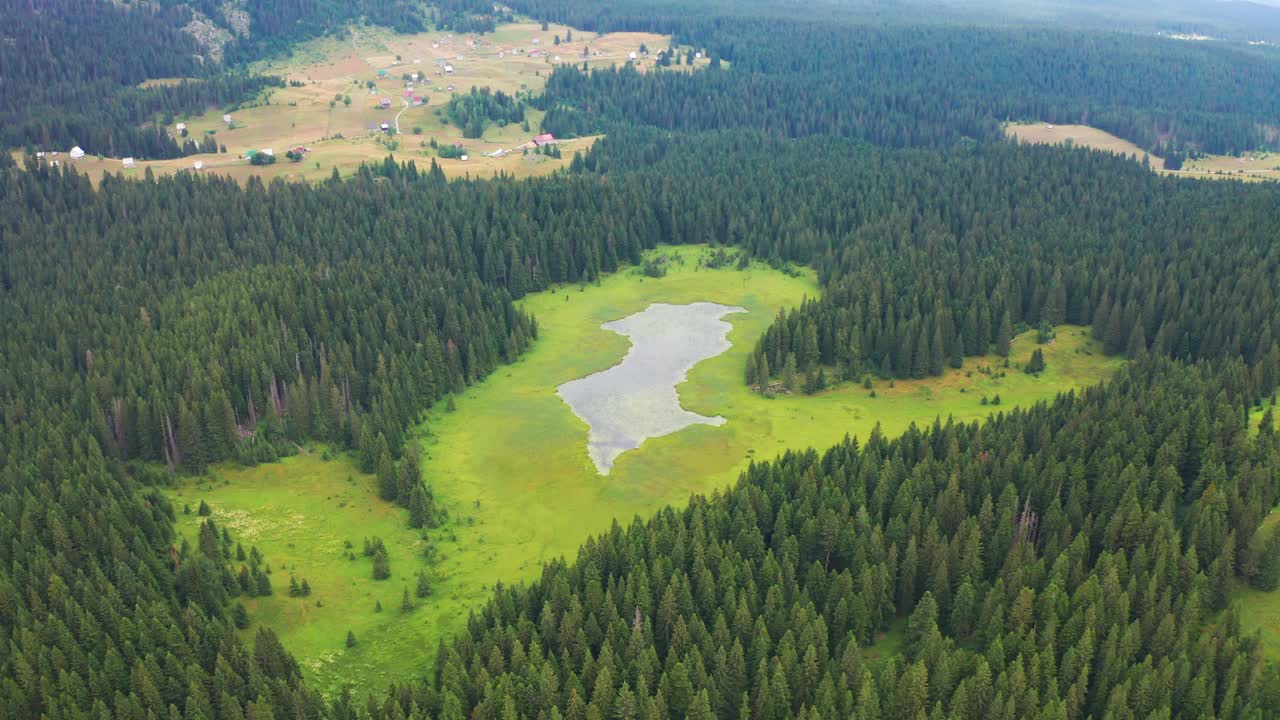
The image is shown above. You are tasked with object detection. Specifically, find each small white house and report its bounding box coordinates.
[69,146,85,159]
[122,158,135,168]
[262,148,274,156]
[695,51,703,59]
[444,64,454,74]
[628,51,637,60]
[175,122,186,132]
[459,154,469,161]
[223,114,233,124]
[380,122,391,132]
[193,160,204,171]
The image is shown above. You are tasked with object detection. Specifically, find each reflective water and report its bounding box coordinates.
[557,302,746,474]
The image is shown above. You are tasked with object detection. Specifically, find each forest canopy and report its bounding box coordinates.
[6,1,1280,718]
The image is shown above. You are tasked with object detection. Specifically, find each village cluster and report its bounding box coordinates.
[35,27,698,179]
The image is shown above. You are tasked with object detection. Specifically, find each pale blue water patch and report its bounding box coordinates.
[557,302,746,474]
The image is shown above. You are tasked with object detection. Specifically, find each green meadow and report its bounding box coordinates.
[170,245,1125,695]
[1236,505,1280,661]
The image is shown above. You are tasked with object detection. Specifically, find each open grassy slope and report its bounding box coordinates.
[55,21,701,185]
[1236,501,1280,660]
[167,454,433,683]
[174,245,1123,695]
[1007,122,1280,181]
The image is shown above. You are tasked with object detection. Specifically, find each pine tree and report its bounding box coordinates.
[1026,348,1046,374]
[178,399,207,474]
[373,551,391,580]
[346,630,357,648]
[995,311,1013,357]
[376,448,397,502]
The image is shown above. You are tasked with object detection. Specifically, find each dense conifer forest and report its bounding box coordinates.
[6,0,1280,718]
[537,22,1280,155]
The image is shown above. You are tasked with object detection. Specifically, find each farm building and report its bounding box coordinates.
[193,160,204,171]
[262,148,274,156]
[122,158,135,168]
[377,69,387,77]
[629,51,638,60]
[69,146,85,159]
[533,133,557,147]
[380,97,392,108]
[380,123,391,132]
[223,114,233,124]
[412,96,424,106]
[175,122,186,132]
[695,51,703,59]
[444,64,454,74]
[459,154,469,161]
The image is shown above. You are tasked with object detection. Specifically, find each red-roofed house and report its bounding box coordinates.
[533,133,557,147]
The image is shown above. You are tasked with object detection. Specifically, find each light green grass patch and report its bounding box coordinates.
[167,452,441,688]
[1236,506,1280,660]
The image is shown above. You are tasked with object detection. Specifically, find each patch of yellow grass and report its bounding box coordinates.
[1006,122,1280,182]
[1006,122,1164,168]
[138,77,197,88]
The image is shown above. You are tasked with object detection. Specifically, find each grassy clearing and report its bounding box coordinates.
[1007,122,1164,168]
[188,245,1122,696]
[1006,122,1280,182]
[62,21,701,185]
[167,453,436,688]
[1236,507,1280,660]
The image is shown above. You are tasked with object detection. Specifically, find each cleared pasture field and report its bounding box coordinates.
[1007,122,1165,168]
[199,245,1123,696]
[1007,122,1280,181]
[62,21,699,185]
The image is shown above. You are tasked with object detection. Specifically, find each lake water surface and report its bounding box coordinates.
[557,302,746,474]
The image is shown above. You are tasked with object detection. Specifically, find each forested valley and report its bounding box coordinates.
[6,0,1280,718]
